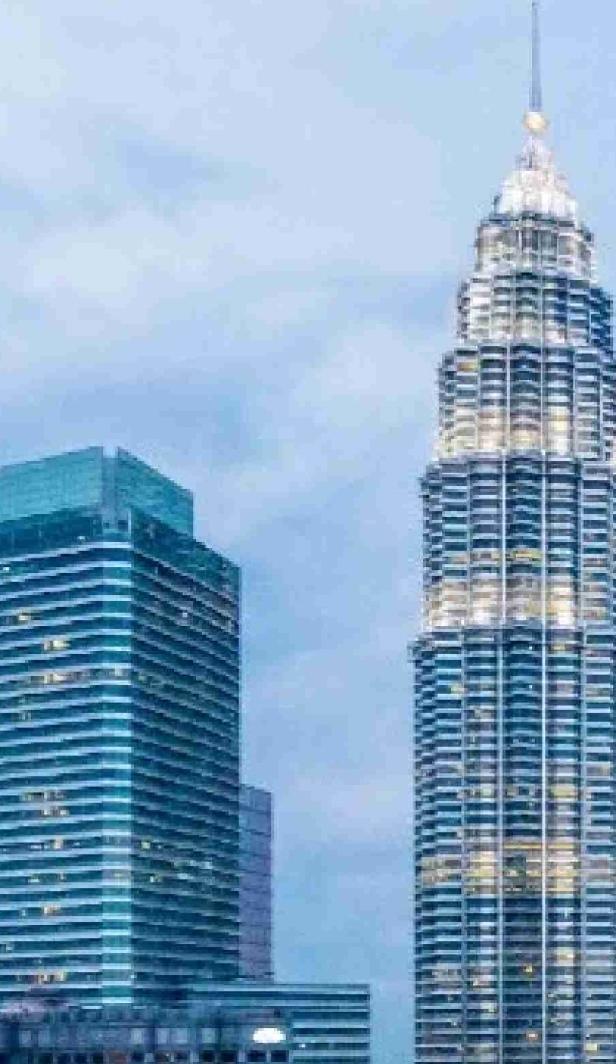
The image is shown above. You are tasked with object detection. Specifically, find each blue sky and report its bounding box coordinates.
[1,1,615,1060]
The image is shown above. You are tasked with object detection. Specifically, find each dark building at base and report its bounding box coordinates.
[0,984,370,1064]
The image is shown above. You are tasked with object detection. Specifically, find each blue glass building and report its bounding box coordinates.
[0,448,240,1004]
[413,22,616,1064]
[239,786,273,981]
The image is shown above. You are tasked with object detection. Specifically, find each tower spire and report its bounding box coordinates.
[530,0,542,111]
[524,0,549,136]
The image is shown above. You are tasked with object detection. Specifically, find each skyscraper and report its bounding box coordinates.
[0,447,240,1004]
[413,4,615,1062]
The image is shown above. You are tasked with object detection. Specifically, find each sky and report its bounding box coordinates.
[0,1,616,1060]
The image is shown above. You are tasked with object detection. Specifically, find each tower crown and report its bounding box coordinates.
[495,139,577,222]
[494,0,578,224]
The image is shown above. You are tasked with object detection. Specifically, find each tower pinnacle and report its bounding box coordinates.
[524,0,549,136]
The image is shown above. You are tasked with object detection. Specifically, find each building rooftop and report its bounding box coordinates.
[0,447,193,535]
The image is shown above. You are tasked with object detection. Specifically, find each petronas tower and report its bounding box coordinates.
[413,5,616,1061]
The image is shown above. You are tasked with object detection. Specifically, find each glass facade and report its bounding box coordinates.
[0,449,240,1005]
[413,132,616,1061]
[239,787,273,981]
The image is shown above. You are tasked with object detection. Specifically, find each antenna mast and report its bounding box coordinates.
[524,0,548,136]
[530,0,543,113]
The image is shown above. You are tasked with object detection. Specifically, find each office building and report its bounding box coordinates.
[0,448,370,1057]
[239,787,273,981]
[413,4,616,1062]
[0,448,240,1005]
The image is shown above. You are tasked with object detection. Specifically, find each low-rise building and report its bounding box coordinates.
[0,983,370,1064]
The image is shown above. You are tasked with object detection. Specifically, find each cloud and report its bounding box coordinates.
[1,2,615,1061]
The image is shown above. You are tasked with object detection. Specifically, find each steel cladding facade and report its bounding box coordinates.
[413,138,616,1062]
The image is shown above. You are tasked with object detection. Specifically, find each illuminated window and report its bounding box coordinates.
[43,638,69,652]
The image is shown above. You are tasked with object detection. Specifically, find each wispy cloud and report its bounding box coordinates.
[0,2,613,1059]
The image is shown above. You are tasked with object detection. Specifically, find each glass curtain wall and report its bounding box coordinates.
[0,450,240,1006]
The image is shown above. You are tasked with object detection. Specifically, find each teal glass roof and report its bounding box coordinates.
[0,447,193,535]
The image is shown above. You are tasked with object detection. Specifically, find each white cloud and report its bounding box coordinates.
[186,320,436,543]
[0,3,614,1060]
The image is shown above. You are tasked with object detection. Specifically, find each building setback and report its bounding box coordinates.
[413,5,616,1063]
[0,448,240,1004]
